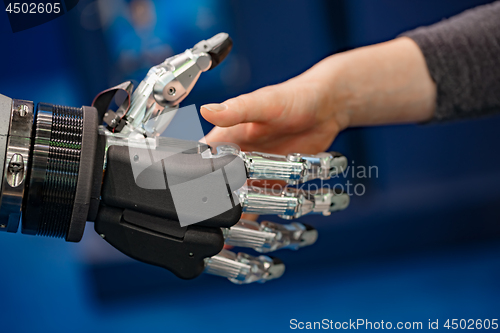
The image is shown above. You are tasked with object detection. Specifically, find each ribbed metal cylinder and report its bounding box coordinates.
[23,103,84,238]
[39,105,83,237]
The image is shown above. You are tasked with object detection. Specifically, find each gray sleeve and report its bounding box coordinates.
[402,1,500,122]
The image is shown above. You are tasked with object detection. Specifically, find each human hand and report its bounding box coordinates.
[201,75,348,155]
[201,38,435,155]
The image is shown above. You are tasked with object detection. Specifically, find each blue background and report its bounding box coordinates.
[0,0,499,332]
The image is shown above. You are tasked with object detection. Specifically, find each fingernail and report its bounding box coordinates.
[202,103,228,112]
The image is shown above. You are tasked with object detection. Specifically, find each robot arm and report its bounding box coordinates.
[0,33,350,284]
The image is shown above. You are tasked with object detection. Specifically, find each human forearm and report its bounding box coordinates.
[298,37,437,129]
[403,1,500,121]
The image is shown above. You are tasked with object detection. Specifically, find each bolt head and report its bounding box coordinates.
[287,153,303,162]
[18,105,29,117]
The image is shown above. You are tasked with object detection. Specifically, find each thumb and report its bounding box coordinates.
[200,84,288,127]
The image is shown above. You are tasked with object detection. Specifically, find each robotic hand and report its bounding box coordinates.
[0,33,350,284]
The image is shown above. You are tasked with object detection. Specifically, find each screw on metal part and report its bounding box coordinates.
[9,161,23,174]
[167,87,176,96]
[7,154,24,187]
[133,155,139,162]
[104,113,116,126]
[287,153,303,162]
[18,105,29,117]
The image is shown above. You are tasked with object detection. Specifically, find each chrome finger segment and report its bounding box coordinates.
[204,249,285,284]
[223,219,318,253]
[242,151,348,184]
[238,186,350,219]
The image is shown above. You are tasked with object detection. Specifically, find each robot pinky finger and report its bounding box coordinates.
[204,249,285,284]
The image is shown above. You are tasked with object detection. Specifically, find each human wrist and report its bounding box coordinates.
[342,38,436,127]
[297,56,353,131]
